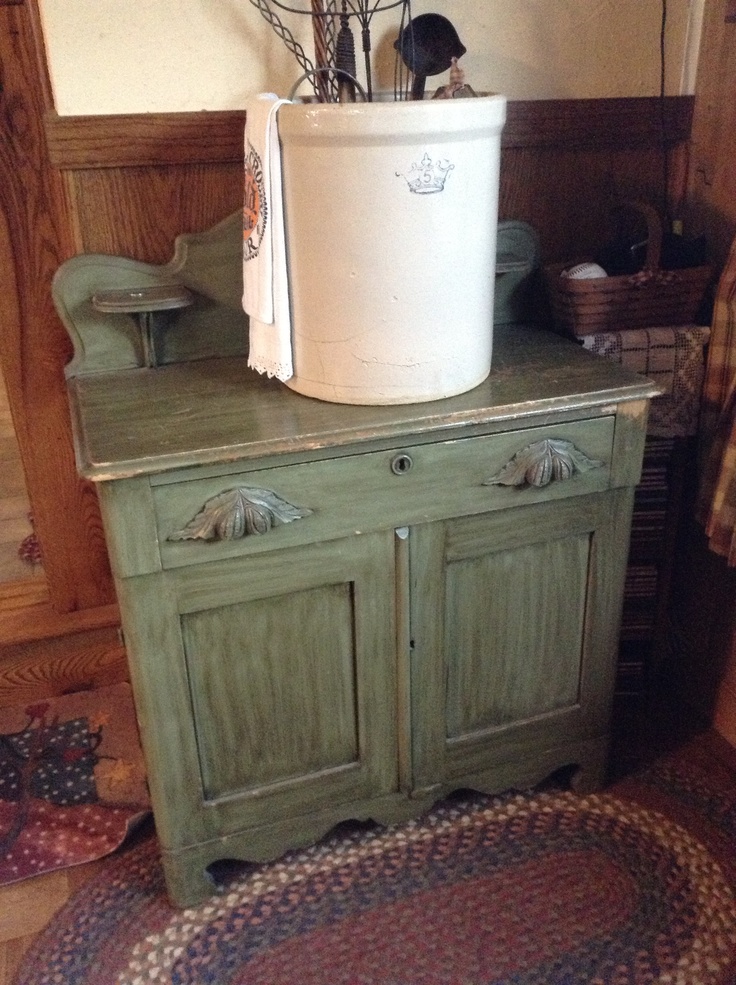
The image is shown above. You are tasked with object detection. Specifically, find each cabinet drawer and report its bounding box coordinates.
[153,417,615,570]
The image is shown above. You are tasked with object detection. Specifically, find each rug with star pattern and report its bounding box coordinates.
[0,682,150,886]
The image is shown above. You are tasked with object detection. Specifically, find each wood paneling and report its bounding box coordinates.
[45,98,693,169]
[46,110,247,169]
[66,163,242,262]
[45,97,695,267]
[502,100,692,264]
[501,97,692,150]
[686,0,736,267]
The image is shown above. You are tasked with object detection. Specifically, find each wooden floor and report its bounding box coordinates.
[0,372,42,585]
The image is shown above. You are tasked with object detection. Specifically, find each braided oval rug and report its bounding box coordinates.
[13,735,736,985]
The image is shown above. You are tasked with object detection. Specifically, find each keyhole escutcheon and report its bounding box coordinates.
[390,453,414,475]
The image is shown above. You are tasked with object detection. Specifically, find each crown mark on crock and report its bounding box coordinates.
[397,153,455,194]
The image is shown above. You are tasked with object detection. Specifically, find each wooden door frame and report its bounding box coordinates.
[0,0,116,622]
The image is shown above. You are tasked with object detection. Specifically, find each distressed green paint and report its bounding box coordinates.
[59,237,658,905]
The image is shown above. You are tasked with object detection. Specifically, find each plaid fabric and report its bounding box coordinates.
[696,234,736,565]
[580,326,710,438]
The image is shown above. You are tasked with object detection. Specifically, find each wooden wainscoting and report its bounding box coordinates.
[44,97,694,267]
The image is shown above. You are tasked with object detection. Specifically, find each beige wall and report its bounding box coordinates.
[38,0,700,115]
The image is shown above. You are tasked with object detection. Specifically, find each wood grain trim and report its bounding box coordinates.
[502,97,694,149]
[0,627,128,707]
[45,110,247,169]
[25,0,58,112]
[0,580,120,646]
[44,97,694,170]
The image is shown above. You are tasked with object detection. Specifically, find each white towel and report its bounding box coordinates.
[243,93,293,381]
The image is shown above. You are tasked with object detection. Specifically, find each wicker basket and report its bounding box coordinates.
[544,202,712,336]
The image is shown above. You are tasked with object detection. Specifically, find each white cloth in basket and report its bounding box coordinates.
[242,93,293,381]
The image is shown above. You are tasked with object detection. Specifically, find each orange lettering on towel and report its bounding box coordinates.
[243,144,267,261]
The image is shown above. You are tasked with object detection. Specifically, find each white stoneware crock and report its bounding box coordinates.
[278,94,506,405]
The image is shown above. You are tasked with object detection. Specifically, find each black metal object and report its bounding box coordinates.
[394,13,466,100]
[248,0,412,101]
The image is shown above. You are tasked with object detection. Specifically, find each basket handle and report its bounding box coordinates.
[619,200,663,270]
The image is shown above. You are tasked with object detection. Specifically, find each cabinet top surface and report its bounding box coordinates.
[69,326,659,481]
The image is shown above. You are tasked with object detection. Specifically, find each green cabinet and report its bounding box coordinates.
[64,327,658,906]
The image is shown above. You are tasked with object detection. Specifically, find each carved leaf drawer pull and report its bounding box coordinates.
[168,487,313,542]
[483,438,603,489]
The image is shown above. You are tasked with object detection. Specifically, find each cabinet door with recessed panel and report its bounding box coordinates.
[409,487,633,799]
[117,529,399,905]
